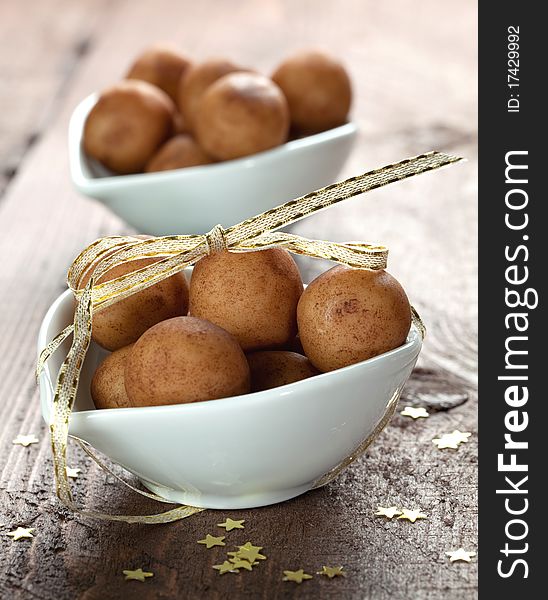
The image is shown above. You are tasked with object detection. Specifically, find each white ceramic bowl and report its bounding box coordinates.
[68,94,358,235]
[38,288,422,509]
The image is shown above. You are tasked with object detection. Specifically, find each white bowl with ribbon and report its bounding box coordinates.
[38,286,422,510]
[68,94,358,236]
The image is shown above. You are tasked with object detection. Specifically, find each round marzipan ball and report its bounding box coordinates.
[145,134,213,172]
[79,257,189,351]
[83,80,175,174]
[189,248,303,351]
[297,266,411,372]
[126,45,192,103]
[125,316,250,406]
[247,351,319,392]
[195,72,289,160]
[91,344,133,409]
[272,49,352,133]
[178,58,243,130]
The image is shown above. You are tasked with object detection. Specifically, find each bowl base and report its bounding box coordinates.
[141,480,313,510]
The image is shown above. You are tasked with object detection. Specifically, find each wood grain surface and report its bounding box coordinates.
[0,1,478,598]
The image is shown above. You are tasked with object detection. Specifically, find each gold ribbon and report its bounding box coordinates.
[37,151,462,524]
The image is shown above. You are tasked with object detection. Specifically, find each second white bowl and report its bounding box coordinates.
[69,94,358,235]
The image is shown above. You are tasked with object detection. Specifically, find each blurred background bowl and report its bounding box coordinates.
[69,94,358,235]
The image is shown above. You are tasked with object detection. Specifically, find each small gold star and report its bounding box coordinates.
[318,565,345,578]
[213,561,240,575]
[197,534,225,549]
[452,430,472,444]
[228,559,253,571]
[446,548,476,563]
[217,517,245,531]
[433,430,472,450]
[228,556,259,566]
[123,568,154,582]
[66,467,81,478]
[400,406,429,419]
[283,569,313,583]
[12,434,39,447]
[6,527,34,541]
[228,542,266,562]
[397,509,428,523]
[375,506,402,519]
[237,542,263,552]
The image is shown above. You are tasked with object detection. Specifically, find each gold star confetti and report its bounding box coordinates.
[123,568,154,582]
[12,434,39,447]
[452,430,472,444]
[217,517,245,531]
[228,542,267,563]
[318,565,345,578]
[6,527,34,541]
[397,509,428,523]
[433,430,472,450]
[400,406,429,419]
[375,506,402,519]
[197,534,225,549]
[66,467,81,478]
[229,558,254,572]
[446,548,477,563]
[283,569,313,583]
[213,561,240,575]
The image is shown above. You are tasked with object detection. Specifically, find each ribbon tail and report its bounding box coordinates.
[225,151,464,243]
[36,324,74,381]
[411,305,427,339]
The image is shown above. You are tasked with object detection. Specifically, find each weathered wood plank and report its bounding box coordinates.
[0,0,112,195]
[0,0,477,598]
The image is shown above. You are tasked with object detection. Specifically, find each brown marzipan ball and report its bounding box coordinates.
[178,58,243,130]
[125,316,250,406]
[145,134,213,172]
[297,266,411,372]
[194,72,289,160]
[91,344,133,409]
[83,80,175,173]
[247,350,319,392]
[126,44,192,103]
[79,257,189,351]
[189,248,303,351]
[272,49,352,133]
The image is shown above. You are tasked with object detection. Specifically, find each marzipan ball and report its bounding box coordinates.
[91,345,133,409]
[189,248,303,351]
[145,134,213,172]
[272,49,352,133]
[297,266,411,372]
[79,257,189,351]
[83,80,175,174]
[126,44,192,103]
[178,58,243,130]
[125,316,250,406]
[247,351,319,392]
[195,72,289,160]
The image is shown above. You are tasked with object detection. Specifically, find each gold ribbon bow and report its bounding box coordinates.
[37,151,462,524]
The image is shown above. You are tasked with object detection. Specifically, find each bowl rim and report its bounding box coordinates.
[68,92,359,191]
[38,289,422,422]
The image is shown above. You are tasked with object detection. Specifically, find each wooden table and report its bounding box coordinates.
[0,1,477,598]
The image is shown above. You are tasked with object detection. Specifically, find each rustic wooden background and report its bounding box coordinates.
[0,1,477,598]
